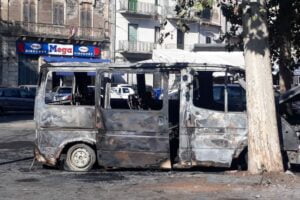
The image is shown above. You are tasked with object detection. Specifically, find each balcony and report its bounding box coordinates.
[162,6,200,22]
[118,40,155,54]
[119,0,158,18]
[162,6,221,25]
[0,21,107,42]
[161,43,194,51]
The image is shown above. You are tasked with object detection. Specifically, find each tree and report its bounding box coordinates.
[219,0,300,92]
[242,0,283,173]
[173,0,284,173]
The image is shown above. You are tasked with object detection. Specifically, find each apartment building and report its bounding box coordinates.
[113,0,226,62]
[0,0,110,86]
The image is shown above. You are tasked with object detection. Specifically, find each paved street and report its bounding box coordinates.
[1,114,300,200]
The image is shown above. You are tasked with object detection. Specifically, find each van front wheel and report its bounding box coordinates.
[65,144,96,172]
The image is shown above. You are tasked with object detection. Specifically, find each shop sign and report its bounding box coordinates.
[17,42,48,55]
[48,43,73,56]
[17,42,101,58]
[73,45,101,57]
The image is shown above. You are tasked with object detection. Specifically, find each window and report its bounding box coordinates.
[80,3,92,28]
[154,26,160,43]
[177,29,184,49]
[206,36,211,44]
[45,71,95,106]
[202,8,211,19]
[128,24,138,42]
[23,0,36,23]
[101,72,163,110]
[193,71,246,112]
[128,24,138,51]
[53,2,64,25]
[128,0,137,12]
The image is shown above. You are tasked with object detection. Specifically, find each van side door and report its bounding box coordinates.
[96,70,170,168]
[178,68,247,168]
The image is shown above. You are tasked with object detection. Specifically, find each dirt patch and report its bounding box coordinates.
[140,178,238,192]
[69,172,127,183]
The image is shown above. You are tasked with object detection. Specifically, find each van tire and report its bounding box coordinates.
[64,143,96,172]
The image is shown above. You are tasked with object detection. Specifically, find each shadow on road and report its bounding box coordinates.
[0,114,33,123]
[0,157,33,166]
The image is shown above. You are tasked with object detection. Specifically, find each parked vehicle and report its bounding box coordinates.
[46,86,72,104]
[0,87,35,114]
[110,85,135,99]
[34,63,300,172]
[19,85,37,97]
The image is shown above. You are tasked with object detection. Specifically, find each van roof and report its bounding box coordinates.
[41,62,244,72]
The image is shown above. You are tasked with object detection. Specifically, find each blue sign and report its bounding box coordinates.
[17,42,101,58]
[17,42,48,55]
[74,45,101,57]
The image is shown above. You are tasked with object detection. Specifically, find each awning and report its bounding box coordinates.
[151,49,245,69]
[42,56,111,63]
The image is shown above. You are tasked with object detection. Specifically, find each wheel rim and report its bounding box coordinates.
[70,147,91,169]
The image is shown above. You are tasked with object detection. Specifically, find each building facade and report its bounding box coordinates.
[0,0,110,86]
[113,0,226,62]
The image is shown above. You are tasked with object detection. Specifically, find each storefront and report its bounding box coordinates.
[16,41,103,85]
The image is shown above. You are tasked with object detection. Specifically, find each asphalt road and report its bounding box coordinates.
[1,114,300,200]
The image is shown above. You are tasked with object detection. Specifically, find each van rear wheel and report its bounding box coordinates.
[65,144,96,172]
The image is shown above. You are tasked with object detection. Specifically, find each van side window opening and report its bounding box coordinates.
[100,72,163,110]
[45,71,95,106]
[193,71,246,112]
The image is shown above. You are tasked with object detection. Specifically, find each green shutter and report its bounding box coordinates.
[128,24,138,41]
[128,0,137,12]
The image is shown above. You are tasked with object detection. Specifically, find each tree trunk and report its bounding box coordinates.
[242,0,284,174]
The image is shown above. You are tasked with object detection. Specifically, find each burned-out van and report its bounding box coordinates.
[34,62,300,171]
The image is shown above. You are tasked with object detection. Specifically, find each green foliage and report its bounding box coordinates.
[172,0,299,70]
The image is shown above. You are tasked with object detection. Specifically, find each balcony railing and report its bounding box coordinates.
[118,40,155,53]
[160,43,194,51]
[162,6,221,25]
[0,21,106,41]
[119,0,157,16]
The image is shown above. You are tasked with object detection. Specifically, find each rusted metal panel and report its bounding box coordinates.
[35,130,97,166]
[101,110,168,132]
[39,106,95,129]
[98,151,170,168]
[178,67,248,167]
[98,131,169,152]
[96,68,170,168]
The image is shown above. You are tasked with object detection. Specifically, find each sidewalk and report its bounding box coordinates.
[0,114,35,130]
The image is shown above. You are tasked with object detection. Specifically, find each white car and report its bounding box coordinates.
[110,86,135,99]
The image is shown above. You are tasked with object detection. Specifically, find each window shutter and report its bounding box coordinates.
[80,8,85,27]
[29,2,35,23]
[59,4,64,25]
[86,9,92,28]
[23,1,29,22]
[53,4,58,24]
